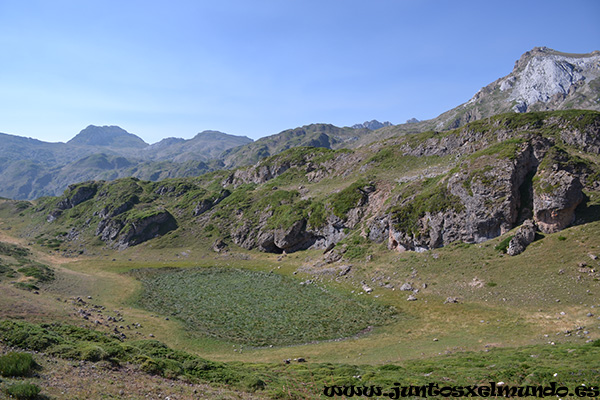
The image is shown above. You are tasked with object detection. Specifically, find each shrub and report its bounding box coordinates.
[13,282,40,291]
[47,344,80,359]
[330,180,373,219]
[79,344,108,361]
[0,352,36,377]
[139,357,163,375]
[4,382,41,400]
[495,235,514,253]
[243,375,267,391]
[0,320,63,351]
[17,264,54,282]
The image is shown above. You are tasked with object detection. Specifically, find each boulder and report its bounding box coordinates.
[212,239,228,253]
[507,219,537,256]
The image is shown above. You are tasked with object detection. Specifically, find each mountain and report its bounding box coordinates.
[222,49,600,166]
[0,47,598,200]
[67,125,149,149]
[143,130,253,162]
[351,120,393,130]
[2,49,600,400]
[350,47,600,148]
[433,47,600,130]
[220,124,372,168]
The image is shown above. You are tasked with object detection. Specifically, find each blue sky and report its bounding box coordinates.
[0,0,599,144]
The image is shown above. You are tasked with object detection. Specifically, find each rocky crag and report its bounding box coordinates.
[353,47,600,149]
[435,47,600,130]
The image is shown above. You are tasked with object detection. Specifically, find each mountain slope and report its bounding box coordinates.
[1,47,598,200]
[435,47,600,130]
[11,110,599,256]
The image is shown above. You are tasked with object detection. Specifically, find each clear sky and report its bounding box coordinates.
[0,0,599,144]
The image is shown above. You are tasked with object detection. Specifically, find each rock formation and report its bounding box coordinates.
[507,219,537,256]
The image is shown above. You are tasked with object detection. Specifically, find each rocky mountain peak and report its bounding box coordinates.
[352,120,393,130]
[501,47,600,113]
[434,47,600,130]
[68,125,148,148]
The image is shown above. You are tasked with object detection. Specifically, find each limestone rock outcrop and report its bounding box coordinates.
[507,219,537,256]
[96,210,177,249]
[533,170,584,233]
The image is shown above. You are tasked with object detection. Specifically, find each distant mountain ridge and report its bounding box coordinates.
[0,47,598,200]
[0,126,251,199]
[220,124,373,168]
[144,130,253,163]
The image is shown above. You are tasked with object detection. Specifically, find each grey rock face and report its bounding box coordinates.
[507,53,592,111]
[56,182,98,210]
[95,199,178,249]
[227,163,292,186]
[96,218,125,242]
[115,211,178,249]
[435,48,600,130]
[559,118,600,154]
[98,200,136,220]
[533,170,583,233]
[387,143,538,252]
[193,199,214,216]
[212,239,228,253]
[193,190,230,216]
[366,216,389,243]
[351,120,393,130]
[507,219,537,256]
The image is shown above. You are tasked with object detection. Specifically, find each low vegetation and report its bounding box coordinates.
[391,176,464,236]
[132,267,396,346]
[0,241,54,289]
[0,352,36,377]
[3,382,41,400]
[1,319,600,399]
